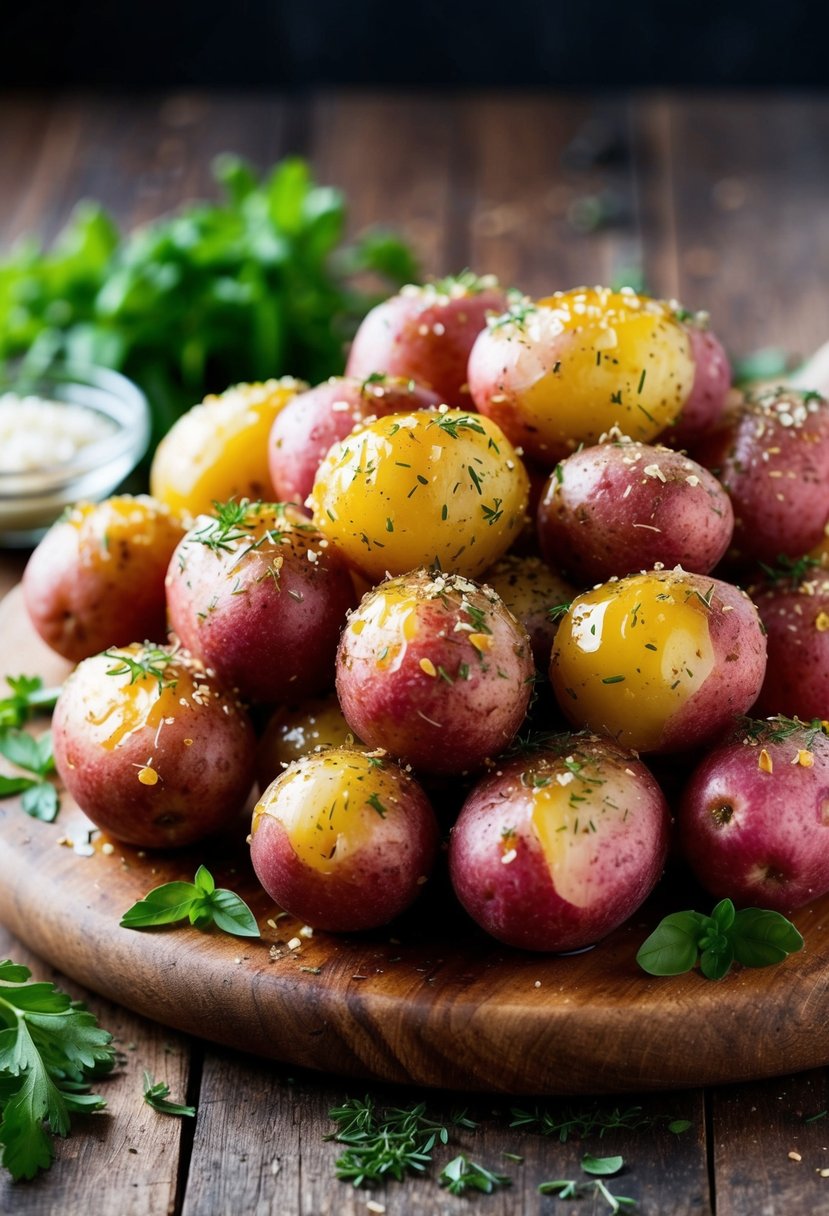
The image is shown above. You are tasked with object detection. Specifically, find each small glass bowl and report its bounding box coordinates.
[0,363,151,547]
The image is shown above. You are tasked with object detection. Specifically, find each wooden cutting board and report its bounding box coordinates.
[1,584,827,1096]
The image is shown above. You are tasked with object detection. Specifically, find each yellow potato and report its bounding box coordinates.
[150,378,305,518]
[309,408,529,581]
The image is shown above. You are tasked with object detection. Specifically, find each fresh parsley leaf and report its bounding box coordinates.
[0,728,54,777]
[120,868,260,939]
[637,900,803,979]
[142,1071,195,1118]
[20,783,59,823]
[0,676,60,729]
[0,775,38,798]
[0,960,114,1181]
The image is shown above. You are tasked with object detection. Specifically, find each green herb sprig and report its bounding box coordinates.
[142,1071,196,1119]
[0,958,115,1181]
[120,865,260,938]
[636,899,803,980]
[0,675,61,729]
[540,1155,635,1212]
[509,1103,690,1141]
[0,724,59,822]
[326,1096,477,1188]
[0,156,417,446]
[438,1153,511,1196]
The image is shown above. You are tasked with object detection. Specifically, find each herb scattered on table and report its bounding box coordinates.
[509,1103,690,1140]
[636,898,804,980]
[540,1154,636,1212]
[0,155,418,446]
[326,1096,477,1187]
[142,1071,195,1118]
[120,865,260,938]
[0,958,115,1181]
[438,1153,511,1196]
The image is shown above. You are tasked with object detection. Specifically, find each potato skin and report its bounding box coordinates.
[345,277,507,407]
[166,502,356,705]
[662,321,731,447]
[692,386,829,564]
[268,375,441,508]
[679,721,829,911]
[752,576,829,719]
[536,441,734,583]
[449,737,670,952]
[481,554,575,667]
[52,644,256,848]
[336,570,535,775]
[249,748,439,931]
[150,378,305,518]
[550,569,767,753]
[309,408,529,583]
[467,288,695,465]
[23,495,185,662]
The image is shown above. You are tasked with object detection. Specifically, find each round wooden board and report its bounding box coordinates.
[1,585,828,1096]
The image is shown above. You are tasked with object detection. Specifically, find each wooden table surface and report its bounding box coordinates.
[3,89,829,1215]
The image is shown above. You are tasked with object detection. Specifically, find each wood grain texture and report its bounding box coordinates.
[0,585,827,1098]
[0,926,191,1216]
[712,1071,829,1216]
[182,1055,710,1216]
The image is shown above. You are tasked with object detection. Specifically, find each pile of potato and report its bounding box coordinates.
[22,278,829,953]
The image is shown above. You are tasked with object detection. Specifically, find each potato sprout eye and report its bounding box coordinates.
[709,802,734,827]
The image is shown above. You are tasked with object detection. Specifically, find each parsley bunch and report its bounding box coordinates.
[0,156,417,446]
[0,959,115,1181]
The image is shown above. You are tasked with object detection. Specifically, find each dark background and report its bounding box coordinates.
[4,0,828,88]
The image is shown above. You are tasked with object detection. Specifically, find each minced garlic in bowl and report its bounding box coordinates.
[0,364,150,546]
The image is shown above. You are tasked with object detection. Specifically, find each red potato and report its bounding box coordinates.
[267,374,441,508]
[691,386,829,565]
[52,643,256,848]
[679,719,829,912]
[536,440,734,584]
[336,569,535,775]
[345,274,508,406]
[467,288,727,466]
[481,553,576,667]
[662,319,732,447]
[23,495,185,662]
[166,501,356,705]
[550,569,767,754]
[249,747,439,931]
[751,575,829,719]
[449,736,670,952]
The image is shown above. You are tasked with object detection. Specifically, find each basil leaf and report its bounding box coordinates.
[120,888,199,928]
[700,943,734,980]
[668,1120,693,1134]
[20,783,59,823]
[636,911,706,975]
[194,864,215,896]
[208,888,261,938]
[581,1154,623,1176]
[710,898,736,932]
[730,908,805,967]
[188,899,214,928]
